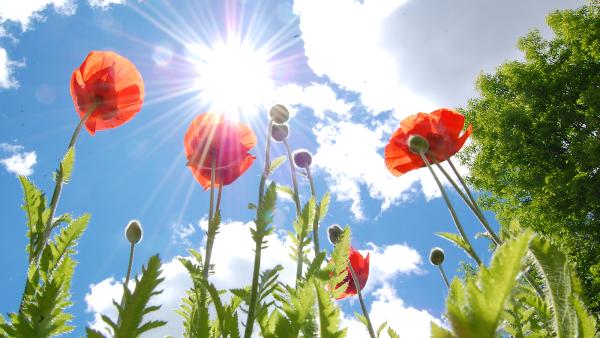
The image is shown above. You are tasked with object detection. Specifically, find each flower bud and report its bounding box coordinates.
[408,134,429,154]
[328,224,344,245]
[429,247,445,266]
[269,104,290,124]
[125,220,143,245]
[293,149,313,169]
[271,123,289,142]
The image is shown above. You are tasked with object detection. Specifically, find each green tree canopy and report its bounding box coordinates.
[463,4,600,314]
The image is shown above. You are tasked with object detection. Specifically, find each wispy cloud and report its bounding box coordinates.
[0,0,76,30]
[0,142,37,176]
[0,48,24,90]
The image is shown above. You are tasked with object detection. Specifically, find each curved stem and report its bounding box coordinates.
[282,140,302,216]
[306,167,320,256]
[438,264,450,288]
[349,264,376,338]
[419,152,482,266]
[432,158,501,245]
[258,120,274,200]
[124,242,135,288]
[203,157,217,279]
[38,102,98,261]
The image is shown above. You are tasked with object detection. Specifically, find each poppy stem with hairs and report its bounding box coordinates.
[441,159,544,296]
[437,264,450,288]
[258,120,274,200]
[283,140,304,281]
[305,166,321,256]
[203,156,217,279]
[38,101,98,261]
[432,158,502,246]
[418,151,483,266]
[349,264,376,338]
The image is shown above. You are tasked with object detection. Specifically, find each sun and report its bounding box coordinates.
[190,39,274,119]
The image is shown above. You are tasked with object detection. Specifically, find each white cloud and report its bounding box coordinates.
[293,0,433,115]
[171,221,197,247]
[342,283,440,338]
[0,142,37,176]
[312,120,468,219]
[88,0,126,10]
[0,48,23,90]
[273,82,353,120]
[0,0,76,30]
[360,242,422,294]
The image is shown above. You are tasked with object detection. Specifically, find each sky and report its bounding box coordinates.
[0,0,586,337]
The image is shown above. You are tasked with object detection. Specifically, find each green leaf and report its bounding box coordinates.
[436,232,473,258]
[354,312,368,327]
[248,203,257,210]
[19,175,47,261]
[58,147,75,183]
[86,327,106,337]
[325,227,350,299]
[96,254,166,337]
[276,184,295,200]
[444,230,533,338]
[269,155,287,174]
[430,323,454,338]
[528,235,599,337]
[315,279,347,338]
[376,322,387,338]
[319,192,331,221]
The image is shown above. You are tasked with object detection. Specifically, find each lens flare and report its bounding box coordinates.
[189,40,274,119]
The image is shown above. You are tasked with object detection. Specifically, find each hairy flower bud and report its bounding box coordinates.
[269,104,290,124]
[408,134,429,154]
[429,247,445,266]
[271,123,289,142]
[125,220,143,245]
[328,224,344,245]
[293,149,313,169]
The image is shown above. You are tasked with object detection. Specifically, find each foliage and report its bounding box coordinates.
[462,4,600,314]
[86,254,166,337]
[0,175,87,337]
[433,231,598,337]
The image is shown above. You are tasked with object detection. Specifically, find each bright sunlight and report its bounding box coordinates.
[190,40,274,119]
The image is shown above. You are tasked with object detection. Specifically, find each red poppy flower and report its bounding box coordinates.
[385,108,472,176]
[335,247,370,300]
[184,113,257,189]
[70,51,144,135]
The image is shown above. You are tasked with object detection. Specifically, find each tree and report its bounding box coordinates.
[462,4,600,315]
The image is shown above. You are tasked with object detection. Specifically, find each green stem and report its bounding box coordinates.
[438,264,450,288]
[38,102,97,261]
[306,167,321,256]
[349,264,376,338]
[419,152,482,266]
[203,156,217,279]
[283,139,304,281]
[258,120,274,200]
[124,242,135,288]
[432,158,501,246]
[244,236,263,338]
[444,159,544,296]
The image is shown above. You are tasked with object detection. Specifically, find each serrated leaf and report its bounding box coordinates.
[436,232,473,258]
[248,203,257,210]
[325,227,350,299]
[86,327,106,337]
[354,312,368,327]
[59,147,75,183]
[444,230,533,338]
[376,321,387,338]
[315,279,347,338]
[319,192,330,221]
[430,323,454,338]
[269,155,287,174]
[19,175,47,261]
[95,254,166,337]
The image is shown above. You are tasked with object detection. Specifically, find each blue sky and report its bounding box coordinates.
[0,0,585,337]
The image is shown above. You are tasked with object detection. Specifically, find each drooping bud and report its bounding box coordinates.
[408,134,429,154]
[271,123,289,142]
[269,104,290,124]
[125,220,143,245]
[328,224,344,245]
[429,247,445,266]
[293,149,313,169]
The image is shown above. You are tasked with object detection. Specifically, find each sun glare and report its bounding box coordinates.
[191,40,274,119]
